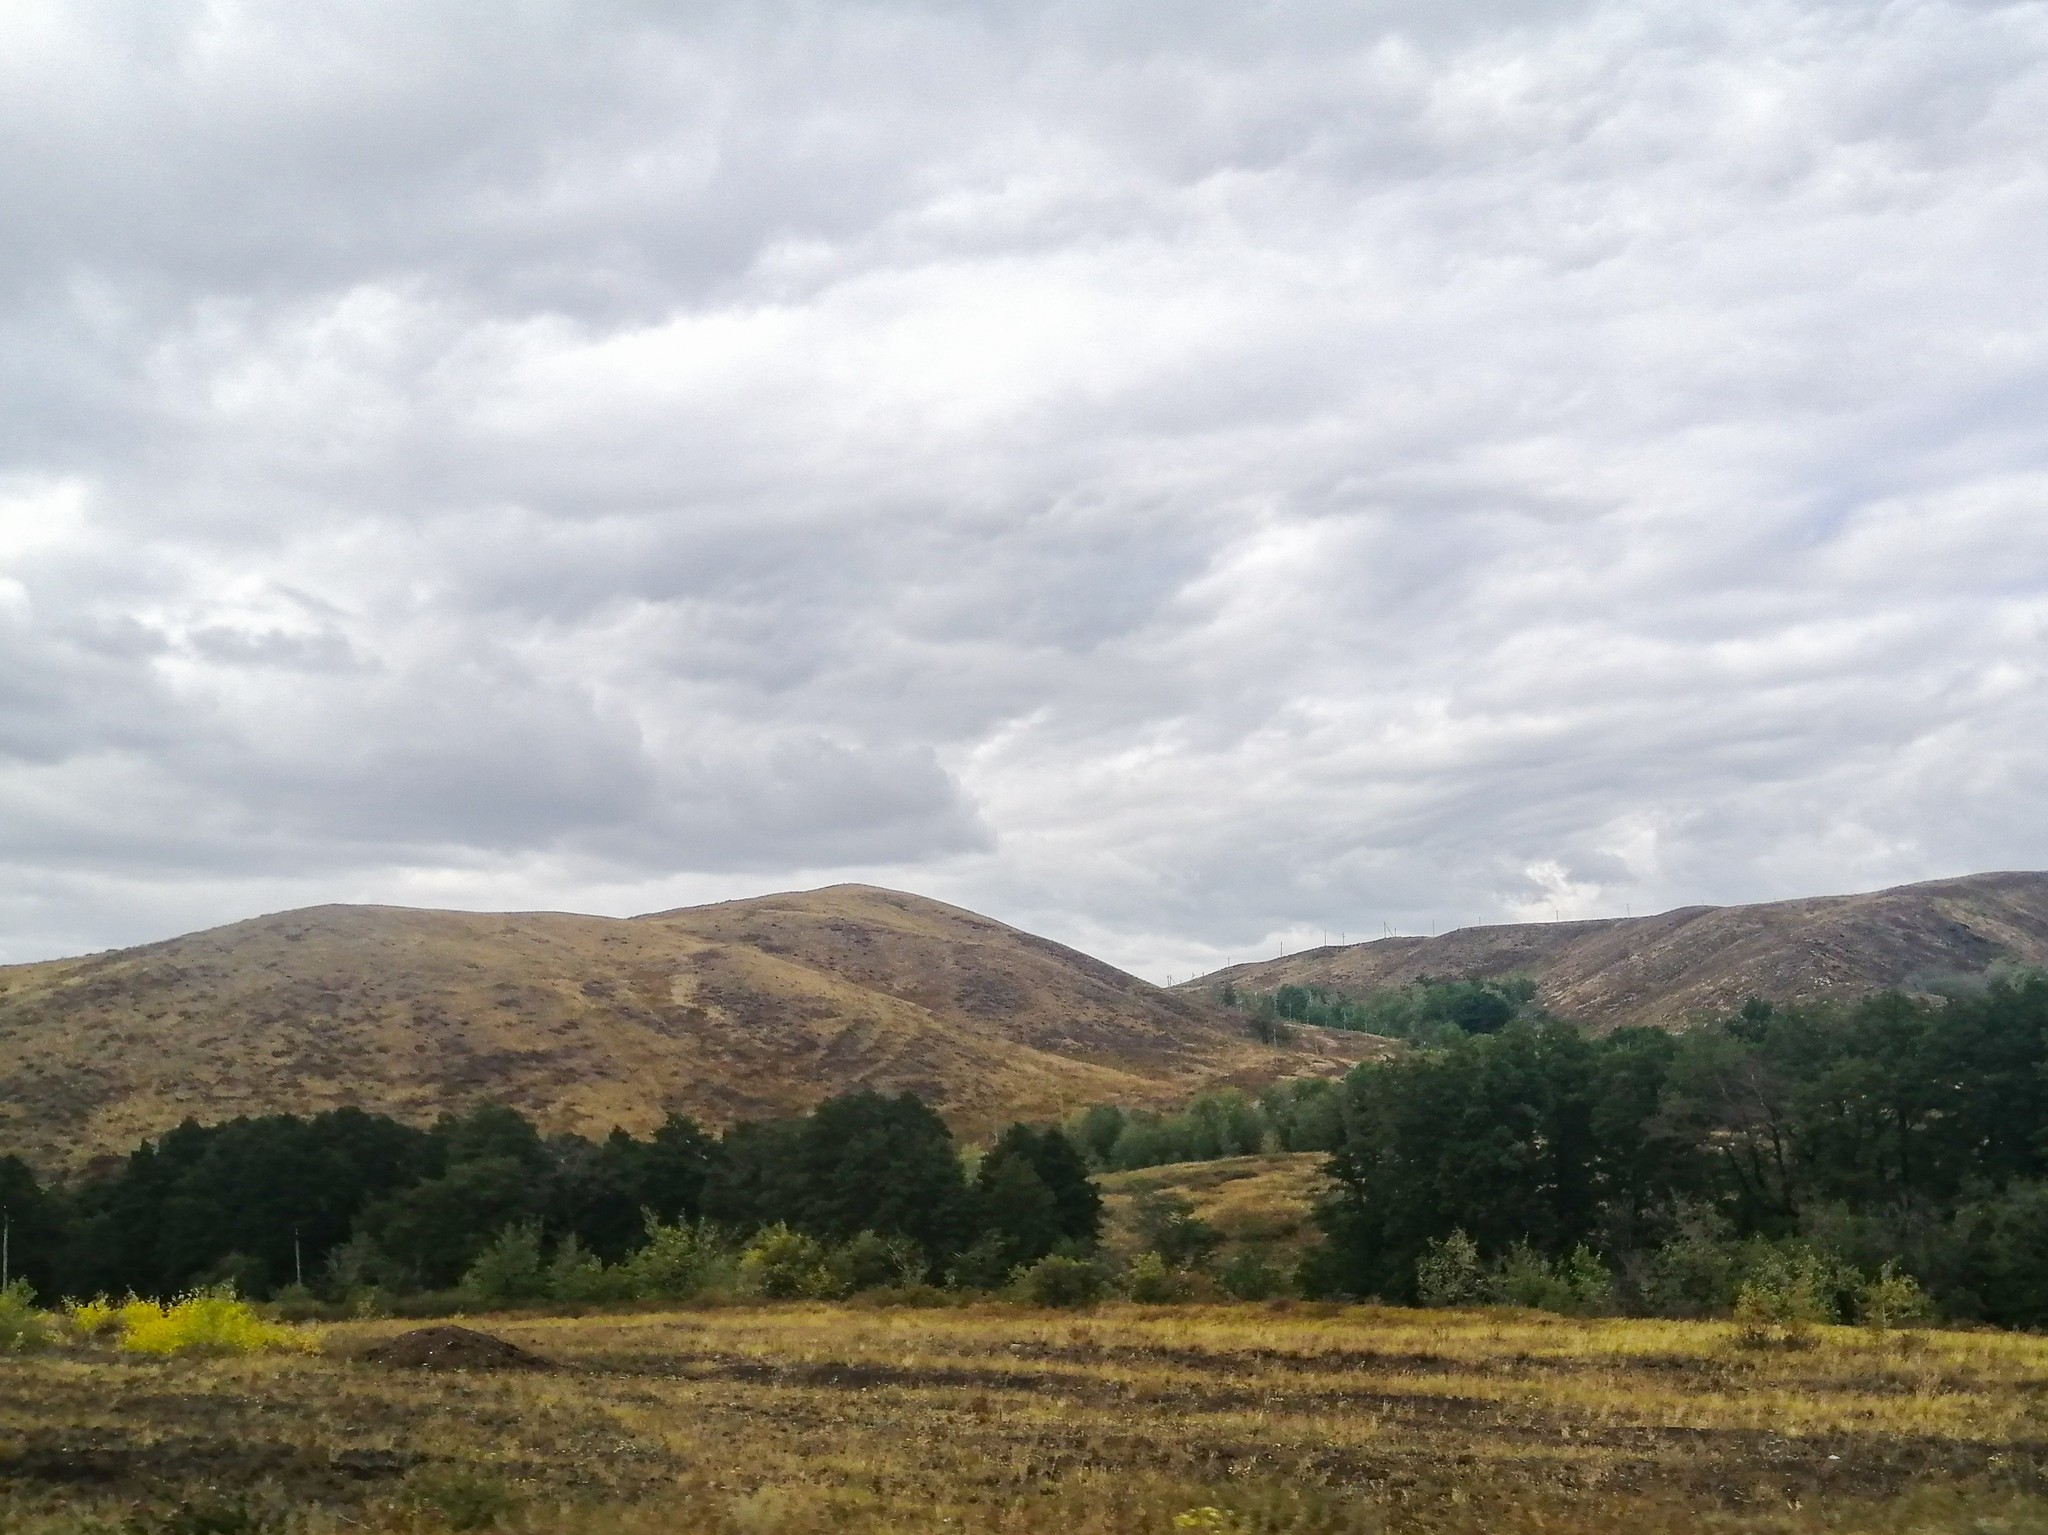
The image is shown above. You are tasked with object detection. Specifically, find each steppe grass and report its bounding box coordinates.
[1099,1153,1331,1263]
[0,1302,2044,1533]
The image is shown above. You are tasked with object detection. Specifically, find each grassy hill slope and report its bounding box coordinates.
[0,885,1378,1172]
[1182,871,2048,1030]
[1098,1152,1331,1270]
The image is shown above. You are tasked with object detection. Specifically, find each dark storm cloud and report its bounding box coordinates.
[1,0,2045,971]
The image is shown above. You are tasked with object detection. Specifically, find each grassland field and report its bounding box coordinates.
[4,1298,2048,1535]
[1097,1153,1331,1267]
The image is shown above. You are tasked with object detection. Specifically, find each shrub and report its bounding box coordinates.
[1414,1229,1483,1307]
[1733,1244,1846,1347]
[63,1294,121,1340]
[1638,1203,1743,1317]
[1125,1251,1190,1303]
[0,1279,54,1352]
[946,1232,1014,1291]
[620,1216,734,1301]
[117,1287,317,1357]
[826,1231,926,1294]
[546,1234,634,1304]
[1860,1261,1937,1329]
[1014,1254,1109,1308]
[1489,1242,1612,1316]
[1131,1191,1224,1269]
[460,1222,549,1306]
[739,1225,836,1299]
[1216,1250,1288,1301]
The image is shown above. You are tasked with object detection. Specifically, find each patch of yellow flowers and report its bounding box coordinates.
[63,1286,319,1357]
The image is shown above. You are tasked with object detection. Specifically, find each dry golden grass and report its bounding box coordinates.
[0,886,1382,1170]
[2,1301,2045,1534]
[1100,1154,1332,1263]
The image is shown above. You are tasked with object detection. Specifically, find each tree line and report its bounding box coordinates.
[9,972,2048,1325]
[1062,1081,1346,1171]
[1222,974,1546,1040]
[1301,970,2048,1326]
[0,1091,1099,1303]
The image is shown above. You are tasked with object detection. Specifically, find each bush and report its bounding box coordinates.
[1216,1250,1288,1301]
[1860,1261,1937,1329]
[1014,1254,1109,1307]
[1733,1244,1847,1346]
[946,1232,1014,1291]
[116,1286,317,1357]
[546,1234,634,1304]
[1131,1191,1224,1269]
[1637,1204,1743,1317]
[1489,1242,1612,1316]
[1414,1229,1484,1307]
[0,1279,54,1352]
[739,1225,836,1299]
[826,1231,926,1295]
[63,1294,121,1340]
[1125,1251,1191,1303]
[620,1216,734,1301]
[460,1222,549,1306]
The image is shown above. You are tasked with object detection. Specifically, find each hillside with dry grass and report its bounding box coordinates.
[1099,1152,1331,1269]
[1183,871,2048,1030]
[0,885,1379,1172]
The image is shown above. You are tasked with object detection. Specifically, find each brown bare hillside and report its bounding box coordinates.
[0,884,1378,1172]
[1182,871,2048,1030]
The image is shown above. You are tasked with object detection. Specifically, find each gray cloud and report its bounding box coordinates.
[1,0,2045,974]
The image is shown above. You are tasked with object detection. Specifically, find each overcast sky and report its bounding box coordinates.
[3,0,2045,979]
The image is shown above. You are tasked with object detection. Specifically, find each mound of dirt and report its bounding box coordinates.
[358,1325,554,1372]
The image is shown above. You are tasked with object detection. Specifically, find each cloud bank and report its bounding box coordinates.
[2,0,2045,977]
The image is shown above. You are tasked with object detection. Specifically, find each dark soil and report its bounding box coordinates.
[357,1325,555,1372]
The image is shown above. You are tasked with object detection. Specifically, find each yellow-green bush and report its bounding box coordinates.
[0,1280,54,1352]
[112,1286,319,1357]
[738,1224,837,1299]
[61,1295,120,1340]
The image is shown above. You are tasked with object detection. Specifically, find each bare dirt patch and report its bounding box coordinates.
[357,1324,555,1371]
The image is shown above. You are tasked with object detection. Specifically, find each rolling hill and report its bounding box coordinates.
[1182,871,2048,1030]
[0,885,1380,1173]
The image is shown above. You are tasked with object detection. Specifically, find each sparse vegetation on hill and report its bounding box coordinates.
[0,885,1379,1171]
[1187,870,2048,1029]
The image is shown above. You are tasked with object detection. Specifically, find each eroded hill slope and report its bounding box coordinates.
[1183,871,2048,1030]
[0,885,1377,1171]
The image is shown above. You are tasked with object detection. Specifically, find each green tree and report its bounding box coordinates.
[795,1092,974,1260]
[976,1155,1063,1271]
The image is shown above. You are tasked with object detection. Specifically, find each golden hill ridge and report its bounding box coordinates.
[1181,871,2048,1028]
[0,884,1377,1172]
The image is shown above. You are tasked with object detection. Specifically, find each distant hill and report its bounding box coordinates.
[1180,872,2048,1030]
[0,885,1380,1173]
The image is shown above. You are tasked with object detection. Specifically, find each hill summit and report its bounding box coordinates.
[1182,871,2048,1028]
[0,884,1375,1172]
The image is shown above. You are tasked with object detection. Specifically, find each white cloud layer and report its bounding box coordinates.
[2,0,2046,977]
